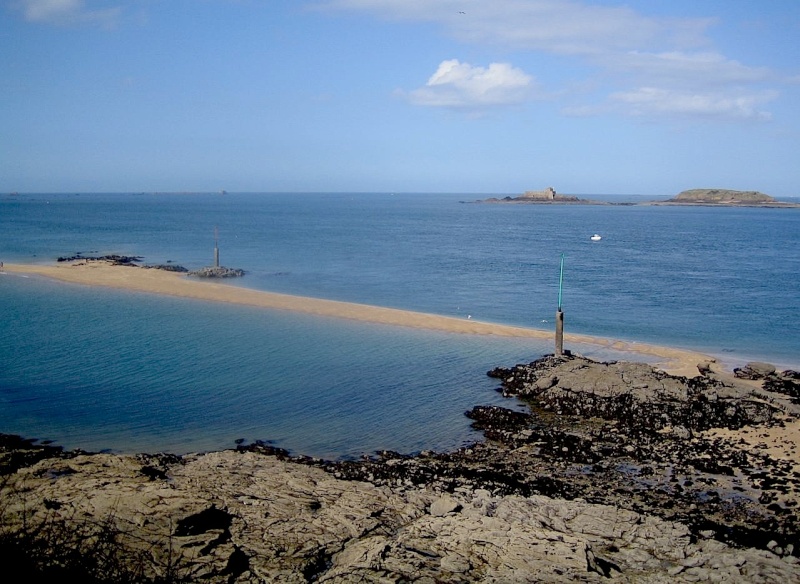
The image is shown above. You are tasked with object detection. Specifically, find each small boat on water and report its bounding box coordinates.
[590,234,602,241]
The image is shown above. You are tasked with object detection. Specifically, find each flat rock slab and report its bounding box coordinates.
[2,448,800,582]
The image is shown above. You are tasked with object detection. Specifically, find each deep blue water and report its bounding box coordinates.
[1,192,798,457]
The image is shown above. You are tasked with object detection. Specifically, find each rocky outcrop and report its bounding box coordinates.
[2,355,800,582]
[55,254,189,272]
[187,266,245,278]
[144,263,189,273]
[487,355,784,431]
[57,253,143,265]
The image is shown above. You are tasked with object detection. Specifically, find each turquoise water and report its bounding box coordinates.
[1,192,799,457]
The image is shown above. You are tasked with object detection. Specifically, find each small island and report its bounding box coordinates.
[478,187,607,205]
[654,189,800,208]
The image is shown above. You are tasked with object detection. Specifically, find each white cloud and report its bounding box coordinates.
[13,0,121,27]
[320,0,781,122]
[406,59,538,109]
[610,87,776,121]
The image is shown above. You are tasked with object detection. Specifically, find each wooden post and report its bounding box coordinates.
[214,226,220,268]
[555,309,564,356]
[555,254,565,356]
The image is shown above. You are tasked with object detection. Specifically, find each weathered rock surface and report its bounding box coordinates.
[3,355,800,582]
[4,448,799,583]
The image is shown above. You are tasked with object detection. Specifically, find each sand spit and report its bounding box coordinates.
[5,261,712,377]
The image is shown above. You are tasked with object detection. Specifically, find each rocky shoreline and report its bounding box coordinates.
[2,355,800,582]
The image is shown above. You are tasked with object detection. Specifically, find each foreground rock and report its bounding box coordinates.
[2,355,800,582]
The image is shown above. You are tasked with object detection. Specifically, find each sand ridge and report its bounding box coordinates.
[4,261,713,377]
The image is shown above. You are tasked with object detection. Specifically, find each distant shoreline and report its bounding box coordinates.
[4,260,718,377]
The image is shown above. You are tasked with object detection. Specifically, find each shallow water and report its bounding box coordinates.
[1,192,798,456]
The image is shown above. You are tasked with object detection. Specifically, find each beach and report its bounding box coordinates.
[4,260,714,378]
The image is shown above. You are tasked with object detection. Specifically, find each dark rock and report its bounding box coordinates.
[236,440,290,459]
[143,264,189,272]
[465,405,531,432]
[0,433,68,475]
[188,266,245,278]
[174,505,233,537]
[57,254,143,265]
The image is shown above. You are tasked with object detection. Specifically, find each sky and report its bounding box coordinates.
[2,0,800,196]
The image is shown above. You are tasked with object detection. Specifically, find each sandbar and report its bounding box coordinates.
[4,261,713,377]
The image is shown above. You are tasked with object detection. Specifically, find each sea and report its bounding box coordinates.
[1,192,799,459]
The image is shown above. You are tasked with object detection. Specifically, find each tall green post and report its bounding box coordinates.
[555,254,565,356]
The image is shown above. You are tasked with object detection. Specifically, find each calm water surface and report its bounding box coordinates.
[1,192,798,457]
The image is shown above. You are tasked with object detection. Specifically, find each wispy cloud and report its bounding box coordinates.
[321,0,781,122]
[320,0,712,54]
[609,87,777,121]
[613,51,772,87]
[404,59,538,110]
[12,0,122,28]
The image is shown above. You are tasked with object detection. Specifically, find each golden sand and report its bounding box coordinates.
[4,261,713,377]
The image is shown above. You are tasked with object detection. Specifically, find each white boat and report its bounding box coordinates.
[590,234,602,241]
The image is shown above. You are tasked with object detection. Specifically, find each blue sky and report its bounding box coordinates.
[2,0,799,196]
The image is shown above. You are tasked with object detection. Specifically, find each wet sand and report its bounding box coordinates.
[4,261,714,377]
